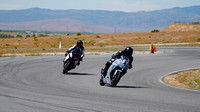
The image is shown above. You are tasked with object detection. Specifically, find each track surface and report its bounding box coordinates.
[0,48,200,112]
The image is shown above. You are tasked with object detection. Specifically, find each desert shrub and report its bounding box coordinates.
[16,34,23,38]
[42,47,46,51]
[96,35,101,38]
[88,40,96,45]
[99,44,104,47]
[34,41,39,47]
[14,44,18,49]
[81,38,85,41]
[197,37,200,41]
[151,29,160,33]
[26,35,30,37]
[51,44,55,47]
[111,36,115,41]
[39,34,47,37]
[74,37,79,40]
[194,78,200,85]
[33,37,38,41]
[175,70,200,89]
[187,80,200,88]
[112,42,119,45]
[76,32,81,36]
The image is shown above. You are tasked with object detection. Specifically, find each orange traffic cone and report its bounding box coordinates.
[149,44,154,54]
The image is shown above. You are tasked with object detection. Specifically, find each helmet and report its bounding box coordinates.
[77,40,83,48]
[124,47,133,56]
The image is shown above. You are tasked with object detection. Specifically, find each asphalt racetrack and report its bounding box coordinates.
[0,47,200,112]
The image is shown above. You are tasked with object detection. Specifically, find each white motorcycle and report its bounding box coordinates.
[100,55,130,87]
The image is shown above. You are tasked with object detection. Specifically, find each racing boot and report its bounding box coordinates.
[101,61,111,77]
[101,68,106,77]
[77,61,80,66]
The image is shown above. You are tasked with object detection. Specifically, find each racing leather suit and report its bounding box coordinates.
[66,44,85,65]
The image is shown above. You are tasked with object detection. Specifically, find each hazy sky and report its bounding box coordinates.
[0,0,200,12]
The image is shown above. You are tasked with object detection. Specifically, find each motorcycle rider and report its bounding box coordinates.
[65,40,85,65]
[101,47,133,77]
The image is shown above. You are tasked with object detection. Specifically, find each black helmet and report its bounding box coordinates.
[124,47,133,56]
[77,40,83,48]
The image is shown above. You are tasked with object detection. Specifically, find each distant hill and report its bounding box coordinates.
[0,6,200,33]
[163,23,200,32]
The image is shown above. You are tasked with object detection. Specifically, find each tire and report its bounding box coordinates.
[99,75,105,86]
[63,61,70,74]
[110,71,121,87]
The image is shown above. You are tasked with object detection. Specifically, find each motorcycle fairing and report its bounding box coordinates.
[103,59,121,84]
[64,53,70,62]
[103,55,130,85]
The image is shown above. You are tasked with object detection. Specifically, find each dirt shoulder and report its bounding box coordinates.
[163,69,200,91]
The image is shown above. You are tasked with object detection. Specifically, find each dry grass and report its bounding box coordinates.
[163,24,200,32]
[163,69,200,90]
[0,48,125,54]
[1,31,200,49]
[0,29,200,56]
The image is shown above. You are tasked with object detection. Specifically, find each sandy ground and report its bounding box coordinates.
[163,69,200,91]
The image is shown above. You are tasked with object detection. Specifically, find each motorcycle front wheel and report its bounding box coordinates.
[63,60,70,74]
[110,71,121,87]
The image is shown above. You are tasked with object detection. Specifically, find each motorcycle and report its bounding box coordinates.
[62,48,81,74]
[100,55,130,87]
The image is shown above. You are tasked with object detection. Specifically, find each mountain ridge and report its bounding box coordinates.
[0,6,200,33]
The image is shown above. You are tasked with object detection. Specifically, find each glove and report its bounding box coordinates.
[66,50,70,53]
[111,54,115,58]
[129,65,132,69]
